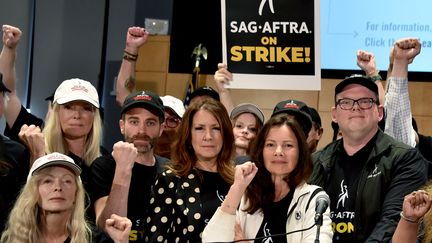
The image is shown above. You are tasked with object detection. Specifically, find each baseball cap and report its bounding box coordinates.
[161,95,185,118]
[121,91,165,122]
[230,103,265,125]
[189,86,220,102]
[308,106,322,128]
[272,99,312,135]
[53,78,100,108]
[27,152,81,181]
[0,73,11,92]
[335,74,378,96]
[45,92,55,102]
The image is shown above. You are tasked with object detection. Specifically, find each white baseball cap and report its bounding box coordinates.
[53,78,100,108]
[161,95,185,118]
[27,152,81,181]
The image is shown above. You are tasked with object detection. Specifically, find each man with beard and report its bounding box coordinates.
[114,26,185,160]
[91,91,169,242]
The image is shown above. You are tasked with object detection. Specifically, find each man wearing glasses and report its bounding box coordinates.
[309,75,427,243]
[154,95,185,158]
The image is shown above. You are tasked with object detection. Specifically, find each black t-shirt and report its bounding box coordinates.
[190,169,230,243]
[66,153,98,225]
[254,189,294,243]
[0,135,29,233]
[326,135,376,243]
[68,153,92,192]
[91,154,166,242]
[199,169,230,226]
[234,155,251,165]
[4,105,44,144]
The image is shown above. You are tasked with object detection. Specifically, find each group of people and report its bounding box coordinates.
[0,23,430,243]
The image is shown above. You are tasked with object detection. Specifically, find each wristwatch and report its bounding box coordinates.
[369,74,382,82]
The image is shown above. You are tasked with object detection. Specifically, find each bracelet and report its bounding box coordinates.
[123,53,137,62]
[124,49,138,58]
[400,211,421,224]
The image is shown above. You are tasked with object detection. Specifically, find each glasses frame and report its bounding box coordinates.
[164,117,181,128]
[336,97,377,110]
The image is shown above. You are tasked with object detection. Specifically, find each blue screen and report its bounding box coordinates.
[320,0,432,73]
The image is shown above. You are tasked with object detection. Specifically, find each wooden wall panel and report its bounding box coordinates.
[415,116,432,136]
[135,72,166,95]
[165,73,209,100]
[165,73,190,99]
[318,79,339,112]
[409,82,432,117]
[136,35,170,72]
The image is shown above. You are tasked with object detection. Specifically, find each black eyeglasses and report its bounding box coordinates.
[165,117,181,128]
[336,98,376,110]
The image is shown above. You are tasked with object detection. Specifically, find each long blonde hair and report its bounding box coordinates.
[43,103,102,166]
[0,167,92,243]
[422,182,432,243]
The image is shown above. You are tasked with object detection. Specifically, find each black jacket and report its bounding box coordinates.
[309,130,427,243]
[0,135,29,233]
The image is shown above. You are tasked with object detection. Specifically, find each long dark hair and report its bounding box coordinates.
[244,114,313,213]
[168,98,235,184]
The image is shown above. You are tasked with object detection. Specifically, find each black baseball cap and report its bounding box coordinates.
[189,86,220,102]
[335,74,378,96]
[0,73,11,92]
[308,106,322,128]
[121,91,165,122]
[272,99,312,136]
[45,92,55,102]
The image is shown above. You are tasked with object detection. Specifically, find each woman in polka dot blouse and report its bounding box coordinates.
[145,99,235,243]
[202,115,333,243]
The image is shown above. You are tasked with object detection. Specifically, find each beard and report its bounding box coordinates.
[125,134,158,154]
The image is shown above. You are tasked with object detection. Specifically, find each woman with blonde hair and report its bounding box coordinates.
[1,153,132,243]
[42,78,103,167]
[422,183,432,242]
[1,152,91,243]
[18,78,103,187]
[1,25,103,171]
